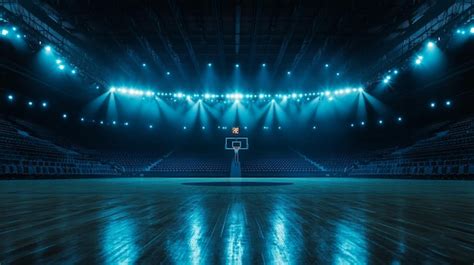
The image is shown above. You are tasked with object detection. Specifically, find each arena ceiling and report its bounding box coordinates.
[2,0,464,96]
[33,0,440,88]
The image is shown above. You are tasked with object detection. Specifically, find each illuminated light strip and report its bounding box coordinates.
[3,22,81,77]
[108,87,364,99]
[376,19,474,88]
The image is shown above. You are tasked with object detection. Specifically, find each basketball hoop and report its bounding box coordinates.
[225,137,248,163]
[225,137,248,177]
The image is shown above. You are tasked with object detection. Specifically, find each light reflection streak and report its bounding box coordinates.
[266,199,301,265]
[101,207,138,265]
[188,202,205,265]
[226,202,246,265]
[332,216,368,265]
[166,199,207,265]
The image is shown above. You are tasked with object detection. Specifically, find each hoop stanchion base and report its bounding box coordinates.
[230,160,241,177]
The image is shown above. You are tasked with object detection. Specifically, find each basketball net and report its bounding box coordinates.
[233,146,240,162]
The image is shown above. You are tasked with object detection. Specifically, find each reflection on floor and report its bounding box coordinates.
[1,178,474,264]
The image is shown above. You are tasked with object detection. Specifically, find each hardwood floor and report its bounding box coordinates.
[1,178,474,264]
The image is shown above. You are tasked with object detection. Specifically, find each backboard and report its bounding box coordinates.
[225,137,249,150]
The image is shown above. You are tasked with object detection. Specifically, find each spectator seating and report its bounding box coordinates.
[2,115,473,178]
[0,117,117,176]
[303,118,474,178]
[149,152,231,176]
[240,152,322,176]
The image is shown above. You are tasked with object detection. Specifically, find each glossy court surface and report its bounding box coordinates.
[1,178,474,264]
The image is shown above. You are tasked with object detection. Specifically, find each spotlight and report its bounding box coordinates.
[397,117,403,122]
[262,63,266,67]
[430,102,436,108]
[312,126,317,130]
[183,126,187,130]
[427,41,435,49]
[287,71,291,75]
[278,126,282,130]
[394,70,399,75]
[110,87,116,93]
[42,102,47,108]
[12,27,17,31]
[45,46,52,52]
[55,59,62,64]
[149,124,153,129]
[100,121,104,125]
[7,95,13,101]
[146,91,154,97]
[142,63,147,67]
[112,121,116,125]
[16,34,21,39]
[470,27,474,34]
[202,126,206,130]
[166,71,170,75]
[71,69,76,74]
[325,64,329,68]
[445,100,451,106]
[415,56,423,65]
[378,120,383,125]
[1,29,8,36]
[336,72,340,76]
[96,85,100,90]
[80,118,85,122]
[62,113,68,119]
[28,101,33,106]
[350,123,355,127]
[208,63,212,67]
[124,122,129,126]
[235,64,239,68]
[58,65,65,70]
[360,121,365,126]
